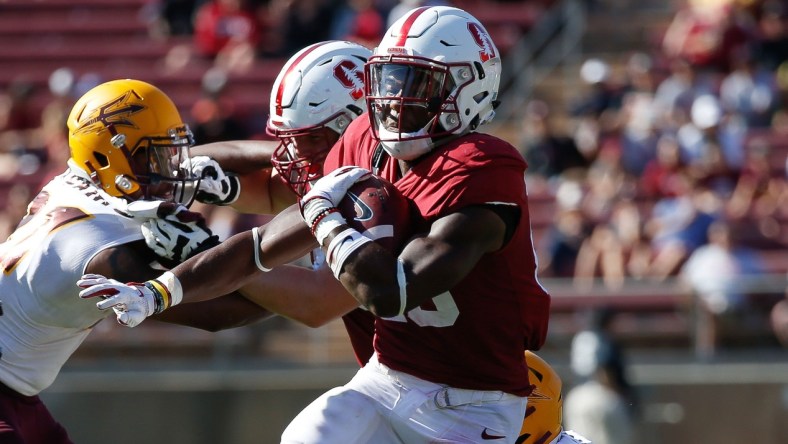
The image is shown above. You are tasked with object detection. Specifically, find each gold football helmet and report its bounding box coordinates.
[67,79,197,204]
[518,351,563,444]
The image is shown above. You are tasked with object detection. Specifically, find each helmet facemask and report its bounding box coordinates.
[123,124,199,206]
[366,57,462,160]
[269,113,345,197]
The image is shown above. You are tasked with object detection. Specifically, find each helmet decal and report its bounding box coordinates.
[393,6,430,46]
[468,22,496,62]
[274,42,329,116]
[333,60,364,100]
[73,90,146,135]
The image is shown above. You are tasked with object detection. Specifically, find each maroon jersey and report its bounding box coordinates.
[325,116,550,396]
[341,308,376,367]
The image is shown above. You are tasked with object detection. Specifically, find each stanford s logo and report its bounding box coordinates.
[468,22,496,63]
[73,90,146,134]
[333,60,364,100]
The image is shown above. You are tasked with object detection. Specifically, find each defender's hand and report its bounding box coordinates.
[191,156,240,205]
[127,201,220,264]
[77,274,159,327]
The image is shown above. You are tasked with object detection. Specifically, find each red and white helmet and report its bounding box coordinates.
[268,40,371,196]
[366,6,501,160]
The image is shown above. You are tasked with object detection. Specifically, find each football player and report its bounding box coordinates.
[519,351,592,444]
[0,79,270,444]
[80,6,552,443]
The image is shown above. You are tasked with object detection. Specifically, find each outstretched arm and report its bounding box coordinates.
[191,140,296,214]
[191,140,277,173]
[85,239,271,331]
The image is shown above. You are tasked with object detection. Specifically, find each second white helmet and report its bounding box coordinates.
[268,40,372,196]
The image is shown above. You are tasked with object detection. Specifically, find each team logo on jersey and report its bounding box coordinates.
[73,91,146,134]
[468,22,496,63]
[333,60,364,100]
[346,191,374,222]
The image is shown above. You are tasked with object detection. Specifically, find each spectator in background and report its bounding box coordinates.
[575,198,651,290]
[652,57,715,130]
[726,137,787,247]
[753,2,788,71]
[519,100,590,181]
[676,94,743,189]
[193,0,260,71]
[617,52,660,176]
[540,181,589,279]
[330,0,385,48]
[661,0,751,73]
[643,173,720,280]
[566,308,636,444]
[189,68,250,145]
[680,220,765,359]
[640,133,687,198]
[387,0,449,28]
[268,0,336,57]
[720,45,779,128]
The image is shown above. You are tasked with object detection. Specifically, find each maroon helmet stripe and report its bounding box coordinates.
[275,42,329,116]
[395,7,430,46]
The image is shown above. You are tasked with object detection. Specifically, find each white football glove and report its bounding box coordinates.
[127,201,220,265]
[299,166,371,245]
[191,156,241,205]
[77,274,158,327]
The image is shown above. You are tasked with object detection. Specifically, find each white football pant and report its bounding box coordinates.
[281,354,527,443]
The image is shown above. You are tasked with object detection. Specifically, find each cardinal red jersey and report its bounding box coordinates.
[324,116,551,396]
[342,308,376,366]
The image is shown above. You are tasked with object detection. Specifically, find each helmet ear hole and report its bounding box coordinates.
[474,61,485,79]
[94,152,110,167]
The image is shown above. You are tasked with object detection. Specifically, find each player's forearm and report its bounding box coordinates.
[191,140,276,173]
[239,265,356,328]
[170,230,263,303]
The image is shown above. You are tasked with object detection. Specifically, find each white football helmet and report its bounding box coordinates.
[268,40,371,196]
[366,6,502,160]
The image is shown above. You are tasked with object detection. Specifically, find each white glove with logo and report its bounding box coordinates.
[127,201,220,266]
[299,166,371,245]
[77,274,158,327]
[191,156,241,205]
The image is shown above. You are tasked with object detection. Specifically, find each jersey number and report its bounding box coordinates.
[386,291,459,327]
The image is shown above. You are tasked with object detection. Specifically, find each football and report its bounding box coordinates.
[338,174,412,253]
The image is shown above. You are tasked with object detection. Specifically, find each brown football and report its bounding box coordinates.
[338,174,412,253]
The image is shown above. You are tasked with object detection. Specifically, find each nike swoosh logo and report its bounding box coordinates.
[347,191,374,221]
[481,428,506,440]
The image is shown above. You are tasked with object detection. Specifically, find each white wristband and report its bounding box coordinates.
[313,213,345,246]
[395,259,408,316]
[158,271,183,307]
[326,228,372,279]
[251,228,271,272]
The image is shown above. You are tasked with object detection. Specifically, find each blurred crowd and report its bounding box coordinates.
[0,0,786,354]
[525,0,787,287]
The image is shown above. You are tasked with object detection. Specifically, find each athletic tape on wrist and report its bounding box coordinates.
[145,270,183,314]
[396,259,408,317]
[313,213,345,246]
[251,228,272,272]
[326,228,372,279]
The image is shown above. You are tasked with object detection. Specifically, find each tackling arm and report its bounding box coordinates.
[191,140,296,214]
[191,140,276,174]
[85,240,271,331]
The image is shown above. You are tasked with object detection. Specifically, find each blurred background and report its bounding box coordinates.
[0,0,786,443]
